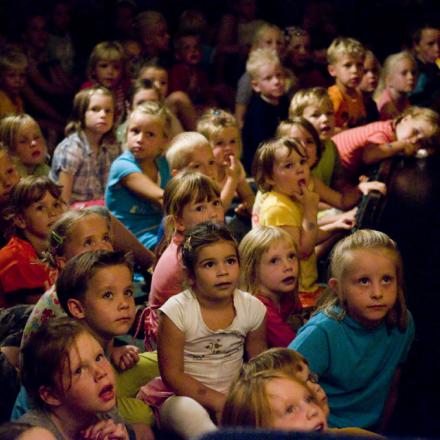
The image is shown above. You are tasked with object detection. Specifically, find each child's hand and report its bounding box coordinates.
[234,201,251,216]
[358,176,387,196]
[332,211,356,230]
[111,345,140,371]
[81,419,129,440]
[400,136,422,156]
[224,155,241,182]
[295,182,319,210]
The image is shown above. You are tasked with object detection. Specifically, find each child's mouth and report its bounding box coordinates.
[282,276,296,285]
[99,384,115,402]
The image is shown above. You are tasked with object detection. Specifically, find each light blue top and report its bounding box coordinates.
[289,307,415,429]
[105,150,170,249]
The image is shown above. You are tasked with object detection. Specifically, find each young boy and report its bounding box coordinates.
[327,37,366,129]
[0,48,28,118]
[242,47,289,173]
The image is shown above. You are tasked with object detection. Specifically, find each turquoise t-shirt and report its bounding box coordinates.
[105,151,170,250]
[289,307,415,429]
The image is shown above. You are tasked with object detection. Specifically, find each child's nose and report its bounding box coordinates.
[370,283,384,299]
[306,403,319,419]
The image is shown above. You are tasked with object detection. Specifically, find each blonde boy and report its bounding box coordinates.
[0,48,28,118]
[242,47,289,172]
[327,37,366,129]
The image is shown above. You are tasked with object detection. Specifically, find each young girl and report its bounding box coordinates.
[252,137,352,309]
[141,172,224,349]
[375,51,418,120]
[332,106,439,182]
[150,222,266,439]
[221,369,327,432]
[197,108,255,214]
[359,50,381,122]
[0,114,50,177]
[0,176,65,307]
[105,101,171,250]
[290,229,415,430]
[0,145,20,209]
[50,86,120,204]
[239,226,302,347]
[19,317,131,440]
[82,41,130,125]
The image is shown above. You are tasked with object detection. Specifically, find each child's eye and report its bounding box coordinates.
[74,367,82,375]
[124,288,134,297]
[288,252,297,260]
[285,404,297,415]
[102,291,113,299]
[146,131,156,138]
[212,199,222,207]
[195,204,206,212]
[300,158,308,165]
[358,277,370,286]
[103,234,112,242]
[84,238,94,246]
[226,257,238,265]
[305,394,315,404]
[208,160,216,166]
[270,257,279,264]
[382,275,394,284]
[130,128,140,134]
[96,353,105,362]
[203,261,215,268]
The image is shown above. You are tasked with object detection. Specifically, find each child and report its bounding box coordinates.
[197,108,255,214]
[82,41,129,125]
[221,369,327,432]
[0,146,20,209]
[50,86,120,204]
[105,101,171,250]
[143,172,224,349]
[242,48,289,173]
[327,37,366,129]
[0,176,65,307]
[332,106,440,182]
[0,47,28,118]
[375,51,417,120]
[0,114,50,177]
[239,226,302,347]
[290,229,415,429]
[359,50,381,122]
[153,222,267,439]
[19,317,132,440]
[252,137,352,309]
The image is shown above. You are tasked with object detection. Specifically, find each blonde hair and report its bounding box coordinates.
[0,114,44,155]
[87,41,126,83]
[375,51,417,98]
[239,226,299,298]
[252,137,307,192]
[289,87,332,118]
[197,108,242,156]
[0,47,28,77]
[65,86,115,139]
[222,369,318,428]
[251,22,283,49]
[321,229,409,330]
[327,37,365,65]
[165,131,209,171]
[246,47,281,80]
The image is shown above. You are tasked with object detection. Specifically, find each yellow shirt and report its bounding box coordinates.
[0,90,24,118]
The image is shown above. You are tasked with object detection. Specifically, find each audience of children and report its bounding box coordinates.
[0,3,439,437]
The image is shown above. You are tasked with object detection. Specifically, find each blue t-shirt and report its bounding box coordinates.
[105,151,170,250]
[289,307,415,429]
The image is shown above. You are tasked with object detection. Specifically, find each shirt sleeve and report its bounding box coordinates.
[107,154,142,188]
[54,137,85,177]
[263,201,302,228]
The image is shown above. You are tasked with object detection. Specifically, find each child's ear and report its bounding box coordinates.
[251,79,261,93]
[13,214,27,230]
[55,256,67,269]
[328,277,343,299]
[171,168,179,177]
[327,64,337,78]
[174,216,185,233]
[67,298,86,319]
[39,385,62,407]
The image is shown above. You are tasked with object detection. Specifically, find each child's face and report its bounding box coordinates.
[258,239,298,297]
[84,93,114,135]
[395,115,435,143]
[58,332,116,415]
[15,120,47,168]
[288,35,311,68]
[328,54,364,91]
[191,240,239,303]
[19,427,57,440]
[175,196,224,232]
[252,63,285,103]
[0,152,20,204]
[16,191,65,240]
[387,58,417,94]
[26,15,49,50]
[295,362,329,416]
[95,60,123,89]
[266,378,327,432]
[79,264,136,340]
[140,67,168,98]
[359,53,380,93]
[61,214,113,262]
[301,100,335,140]
[258,29,285,57]
[211,126,241,166]
[288,125,318,167]
[131,88,160,109]
[177,35,202,65]
[268,146,309,197]
[127,113,167,162]
[143,20,170,53]
[2,68,26,97]
[181,144,218,182]
[415,28,440,64]
[331,248,398,328]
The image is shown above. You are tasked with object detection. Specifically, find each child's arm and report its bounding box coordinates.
[122,172,164,206]
[58,171,74,204]
[81,419,129,440]
[220,155,241,211]
[235,174,255,215]
[378,368,401,433]
[362,137,421,165]
[109,344,140,371]
[157,314,226,416]
[245,316,267,359]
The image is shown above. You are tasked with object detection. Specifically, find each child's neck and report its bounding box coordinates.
[50,407,97,439]
[336,81,358,98]
[23,230,48,257]
[139,157,158,179]
[260,94,280,106]
[258,285,282,306]
[84,128,104,154]
[387,86,406,102]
